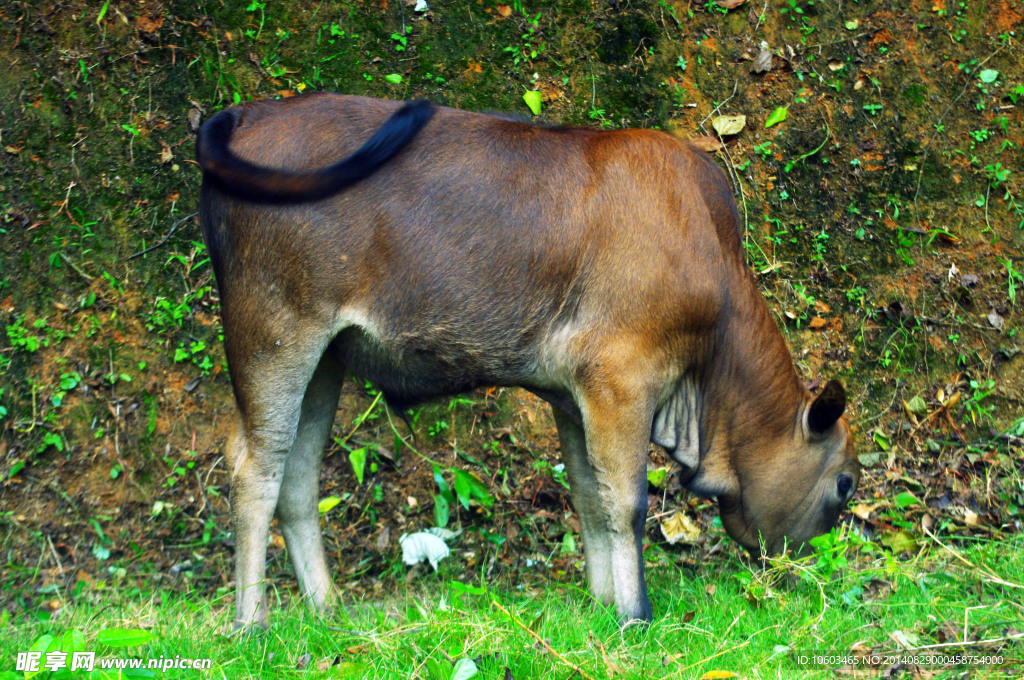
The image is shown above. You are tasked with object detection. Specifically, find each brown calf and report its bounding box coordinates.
[196,93,859,628]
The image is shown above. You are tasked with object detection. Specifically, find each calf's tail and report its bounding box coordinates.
[195,99,435,204]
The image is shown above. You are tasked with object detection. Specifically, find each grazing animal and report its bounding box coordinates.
[195,93,859,629]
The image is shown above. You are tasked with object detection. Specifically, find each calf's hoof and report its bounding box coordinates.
[617,597,653,628]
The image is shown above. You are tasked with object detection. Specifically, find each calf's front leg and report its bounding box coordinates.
[577,383,654,623]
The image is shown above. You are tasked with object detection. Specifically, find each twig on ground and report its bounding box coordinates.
[127,212,199,260]
[60,253,94,282]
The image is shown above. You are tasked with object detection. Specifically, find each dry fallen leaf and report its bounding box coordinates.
[809,316,827,329]
[376,525,391,550]
[689,136,723,152]
[136,14,164,33]
[660,512,701,544]
[751,47,773,74]
[711,115,746,136]
[714,0,745,7]
[598,642,626,677]
[496,4,512,16]
[852,503,879,521]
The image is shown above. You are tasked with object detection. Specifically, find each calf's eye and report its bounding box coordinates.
[837,473,853,497]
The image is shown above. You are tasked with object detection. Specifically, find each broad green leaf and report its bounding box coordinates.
[96,628,157,648]
[905,395,927,417]
[62,629,86,654]
[872,429,890,451]
[457,470,494,508]
[318,496,341,514]
[349,447,367,485]
[453,469,493,509]
[880,529,920,554]
[433,464,454,503]
[24,635,55,679]
[647,467,668,488]
[384,73,403,84]
[561,530,576,555]
[425,658,447,680]
[454,470,473,510]
[523,90,542,116]
[451,658,479,680]
[978,69,999,83]
[894,491,921,508]
[764,107,788,128]
[433,493,450,527]
[844,18,858,29]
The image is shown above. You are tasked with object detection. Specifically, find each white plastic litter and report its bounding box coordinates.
[399,531,450,571]
[424,527,460,540]
[414,0,429,11]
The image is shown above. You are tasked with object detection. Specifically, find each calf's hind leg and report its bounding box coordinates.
[226,335,330,630]
[552,406,615,607]
[274,355,343,613]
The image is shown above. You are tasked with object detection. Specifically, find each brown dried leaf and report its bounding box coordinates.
[751,47,772,74]
[689,136,723,152]
[711,115,746,136]
[660,512,700,544]
[852,502,878,521]
[136,14,164,33]
[376,525,391,550]
[598,642,626,677]
[496,4,512,16]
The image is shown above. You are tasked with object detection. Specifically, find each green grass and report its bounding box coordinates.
[4,533,1022,679]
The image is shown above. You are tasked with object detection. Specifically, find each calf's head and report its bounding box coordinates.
[717,380,859,556]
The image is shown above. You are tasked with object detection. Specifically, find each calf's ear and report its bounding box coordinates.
[807,380,846,436]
